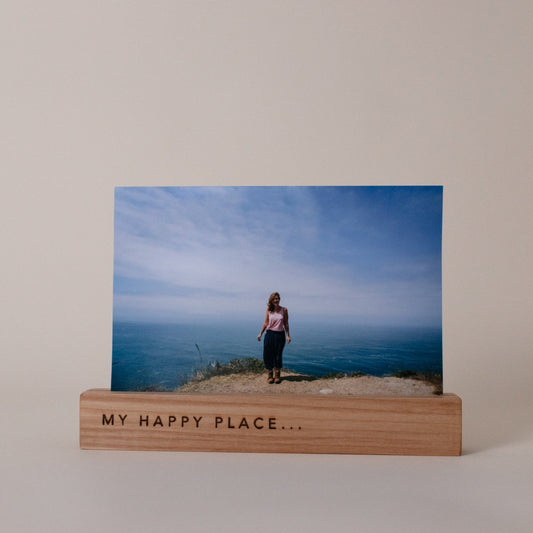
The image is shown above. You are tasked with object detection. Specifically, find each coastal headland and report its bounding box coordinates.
[177,370,441,396]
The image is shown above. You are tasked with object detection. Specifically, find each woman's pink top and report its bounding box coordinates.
[267,308,285,332]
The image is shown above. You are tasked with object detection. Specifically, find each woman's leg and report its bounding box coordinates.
[263,331,275,383]
[273,332,285,383]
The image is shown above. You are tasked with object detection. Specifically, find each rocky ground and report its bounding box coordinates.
[176,371,440,396]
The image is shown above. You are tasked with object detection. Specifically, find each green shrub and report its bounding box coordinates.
[190,357,266,383]
[135,385,171,392]
[392,369,417,378]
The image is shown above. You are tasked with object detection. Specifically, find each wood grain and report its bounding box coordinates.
[80,389,461,456]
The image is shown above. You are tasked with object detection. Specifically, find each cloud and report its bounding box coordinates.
[113,186,442,326]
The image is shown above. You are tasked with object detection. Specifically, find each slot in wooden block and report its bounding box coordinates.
[80,389,461,456]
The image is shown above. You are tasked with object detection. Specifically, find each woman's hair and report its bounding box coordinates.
[268,292,281,312]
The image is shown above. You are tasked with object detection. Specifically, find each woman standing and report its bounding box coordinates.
[257,292,291,384]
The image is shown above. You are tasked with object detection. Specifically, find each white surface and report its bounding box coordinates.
[1,2,532,532]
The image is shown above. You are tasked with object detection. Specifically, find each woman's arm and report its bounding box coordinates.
[257,310,269,341]
[283,307,291,343]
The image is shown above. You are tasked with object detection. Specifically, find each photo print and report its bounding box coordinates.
[111,186,443,395]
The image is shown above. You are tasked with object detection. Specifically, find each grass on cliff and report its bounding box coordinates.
[321,371,367,379]
[189,357,266,383]
[188,358,365,383]
[137,356,443,394]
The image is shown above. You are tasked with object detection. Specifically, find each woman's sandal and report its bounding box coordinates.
[267,371,274,384]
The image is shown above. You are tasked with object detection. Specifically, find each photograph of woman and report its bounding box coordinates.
[257,292,291,384]
[111,186,443,395]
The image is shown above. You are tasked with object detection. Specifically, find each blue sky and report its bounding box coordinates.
[113,186,442,326]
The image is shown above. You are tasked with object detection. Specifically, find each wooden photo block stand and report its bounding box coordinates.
[80,390,461,456]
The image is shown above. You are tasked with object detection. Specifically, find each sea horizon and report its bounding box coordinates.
[111,320,442,391]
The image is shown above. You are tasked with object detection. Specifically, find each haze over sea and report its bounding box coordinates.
[111,321,442,391]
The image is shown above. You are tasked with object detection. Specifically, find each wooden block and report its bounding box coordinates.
[80,389,461,456]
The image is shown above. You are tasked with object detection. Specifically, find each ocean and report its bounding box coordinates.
[111,321,442,391]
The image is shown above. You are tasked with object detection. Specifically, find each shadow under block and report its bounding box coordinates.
[80,389,462,456]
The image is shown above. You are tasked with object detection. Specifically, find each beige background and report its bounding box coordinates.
[1,2,532,532]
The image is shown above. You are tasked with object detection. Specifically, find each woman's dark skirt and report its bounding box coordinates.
[263,329,286,370]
